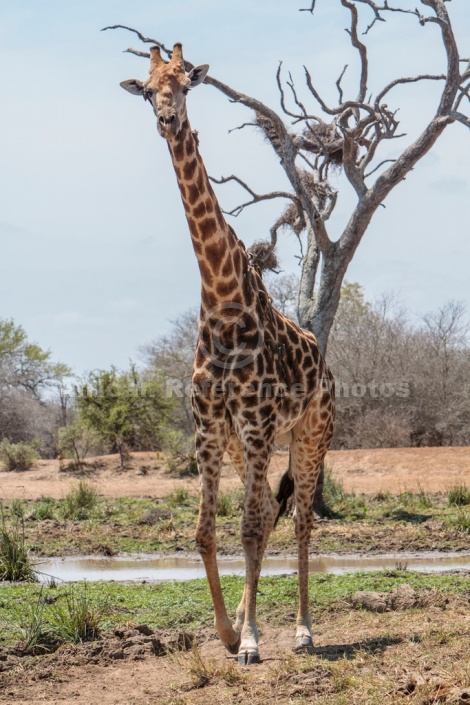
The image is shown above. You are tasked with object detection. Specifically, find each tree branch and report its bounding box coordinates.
[375,74,446,108]
[341,0,368,103]
[209,175,300,217]
[299,0,317,13]
[364,158,396,178]
[336,64,349,105]
[448,111,470,129]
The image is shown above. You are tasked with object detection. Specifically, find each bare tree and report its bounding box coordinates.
[140,309,199,435]
[103,0,469,358]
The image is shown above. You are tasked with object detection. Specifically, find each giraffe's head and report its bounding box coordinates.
[120,43,209,139]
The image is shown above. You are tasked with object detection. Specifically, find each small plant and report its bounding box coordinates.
[217,492,234,517]
[49,582,105,643]
[374,490,391,502]
[181,640,244,689]
[323,469,346,505]
[0,439,39,471]
[447,483,470,507]
[20,592,61,654]
[416,484,433,508]
[397,490,415,507]
[63,480,99,520]
[31,496,57,521]
[10,499,25,519]
[447,509,470,533]
[167,488,190,508]
[0,513,37,582]
[20,583,105,652]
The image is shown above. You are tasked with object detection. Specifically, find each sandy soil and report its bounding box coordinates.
[1,449,470,703]
[0,446,469,501]
[1,593,469,705]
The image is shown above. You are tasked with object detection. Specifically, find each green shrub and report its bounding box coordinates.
[447,483,470,507]
[217,492,234,517]
[57,420,101,470]
[0,516,37,582]
[31,497,57,521]
[0,439,39,472]
[447,509,470,532]
[21,583,106,653]
[166,488,190,508]
[49,583,105,643]
[63,481,99,520]
[10,499,25,519]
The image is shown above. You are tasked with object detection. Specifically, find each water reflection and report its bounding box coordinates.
[36,552,470,584]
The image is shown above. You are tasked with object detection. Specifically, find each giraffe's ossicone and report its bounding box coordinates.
[121,42,335,665]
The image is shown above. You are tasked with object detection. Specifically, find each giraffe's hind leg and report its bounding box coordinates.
[290,398,335,654]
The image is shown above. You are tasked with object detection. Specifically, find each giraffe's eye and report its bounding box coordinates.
[143,89,154,102]
[182,87,189,95]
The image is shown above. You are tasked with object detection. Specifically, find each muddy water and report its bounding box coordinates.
[36,552,470,583]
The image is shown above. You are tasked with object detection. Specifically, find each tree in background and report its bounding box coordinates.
[140,309,199,436]
[0,318,71,454]
[74,365,175,467]
[328,291,470,448]
[144,283,470,451]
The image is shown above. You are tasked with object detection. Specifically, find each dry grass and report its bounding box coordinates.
[160,596,470,705]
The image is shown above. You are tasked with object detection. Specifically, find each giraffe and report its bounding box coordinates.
[121,43,335,665]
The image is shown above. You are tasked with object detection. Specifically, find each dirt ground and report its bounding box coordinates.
[1,447,470,704]
[1,592,470,705]
[1,446,469,501]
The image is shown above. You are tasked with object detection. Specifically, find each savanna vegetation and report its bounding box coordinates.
[0,476,469,559]
[1,279,469,473]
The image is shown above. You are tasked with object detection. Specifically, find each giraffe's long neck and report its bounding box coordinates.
[167,119,248,310]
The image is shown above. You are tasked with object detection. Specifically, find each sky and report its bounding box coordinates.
[0,0,469,376]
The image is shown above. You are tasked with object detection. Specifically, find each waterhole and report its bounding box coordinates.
[36,552,470,583]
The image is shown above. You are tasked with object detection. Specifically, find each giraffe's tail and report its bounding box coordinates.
[274,457,294,527]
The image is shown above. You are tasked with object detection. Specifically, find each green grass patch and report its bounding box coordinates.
[0,485,468,558]
[0,571,469,649]
[447,483,470,507]
[63,481,99,520]
[0,514,37,582]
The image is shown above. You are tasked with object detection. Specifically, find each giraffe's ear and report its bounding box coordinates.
[187,64,209,88]
[120,79,145,96]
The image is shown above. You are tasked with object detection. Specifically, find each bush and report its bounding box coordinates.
[161,428,198,476]
[49,583,104,643]
[0,439,39,471]
[31,496,57,521]
[0,515,37,582]
[57,420,101,470]
[217,492,235,517]
[21,583,106,653]
[63,481,99,520]
[166,488,190,508]
[447,483,470,507]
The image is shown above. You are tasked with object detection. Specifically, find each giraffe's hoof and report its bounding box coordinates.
[294,635,314,654]
[225,634,241,655]
[237,650,260,666]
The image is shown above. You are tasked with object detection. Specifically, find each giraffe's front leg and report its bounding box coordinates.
[227,435,279,647]
[237,437,277,665]
[195,427,240,652]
